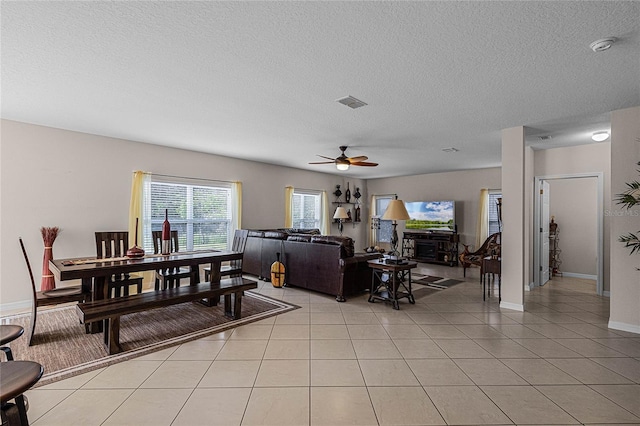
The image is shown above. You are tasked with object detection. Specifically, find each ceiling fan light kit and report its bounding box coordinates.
[309,146,378,171]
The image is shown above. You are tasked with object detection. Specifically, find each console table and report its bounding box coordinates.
[402,231,458,266]
[367,259,417,310]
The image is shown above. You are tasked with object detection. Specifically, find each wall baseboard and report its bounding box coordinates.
[525,282,534,291]
[0,300,31,316]
[608,320,640,335]
[500,301,524,312]
[561,272,597,280]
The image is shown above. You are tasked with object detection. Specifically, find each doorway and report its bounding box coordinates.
[533,173,604,295]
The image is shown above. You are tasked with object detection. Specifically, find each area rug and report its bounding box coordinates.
[413,275,463,289]
[1,291,297,386]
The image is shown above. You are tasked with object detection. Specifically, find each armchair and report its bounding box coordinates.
[459,232,501,278]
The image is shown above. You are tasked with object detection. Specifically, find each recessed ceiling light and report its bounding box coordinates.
[442,147,459,153]
[592,131,610,142]
[336,96,367,109]
[589,37,617,52]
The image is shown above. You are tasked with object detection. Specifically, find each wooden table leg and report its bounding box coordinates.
[86,277,106,334]
[103,317,122,355]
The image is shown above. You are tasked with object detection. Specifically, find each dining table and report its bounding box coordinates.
[49,249,244,333]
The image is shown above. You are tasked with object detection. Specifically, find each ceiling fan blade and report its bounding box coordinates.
[309,161,335,165]
[347,156,368,162]
[351,161,378,167]
[316,155,336,161]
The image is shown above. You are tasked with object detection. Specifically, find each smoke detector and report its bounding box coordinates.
[336,96,367,109]
[589,37,617,52]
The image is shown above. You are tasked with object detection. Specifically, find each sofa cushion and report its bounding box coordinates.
[281,228,321,235]
[248,230,264,238]
[263,231,289,240]
[311,235,354,258]
[287,234,313,242]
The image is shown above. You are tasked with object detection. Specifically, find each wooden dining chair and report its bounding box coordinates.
[0,325,24,361]
[19,238,88,346]
[204,229,249,281]
[151,230,194,290]
[95,232,143,297]
[0,360,43,426]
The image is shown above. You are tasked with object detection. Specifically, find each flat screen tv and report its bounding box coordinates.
[405,200,455,231]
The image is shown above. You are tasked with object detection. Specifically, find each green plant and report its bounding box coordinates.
[615,161,640,255]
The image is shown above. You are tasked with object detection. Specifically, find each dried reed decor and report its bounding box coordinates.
[40,226,60,291]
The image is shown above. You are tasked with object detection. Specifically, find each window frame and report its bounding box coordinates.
[292,189,322,230]
[488,190,502,235]
[375,196,394,243]
[143,176,233,253]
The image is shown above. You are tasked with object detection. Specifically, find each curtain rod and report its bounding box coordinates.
[137,171,236,185]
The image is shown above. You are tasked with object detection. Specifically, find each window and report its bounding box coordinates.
[143,177,232,253]
[292,190,321,229]
[488,191,502,235]
[376,196,393,243]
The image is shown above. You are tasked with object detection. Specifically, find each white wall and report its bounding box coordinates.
[366,167,502,250]
[0,120,368,308]
[548,178,598,277]
[608,106,640,334]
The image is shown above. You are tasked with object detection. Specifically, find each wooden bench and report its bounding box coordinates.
[76,277,258,355]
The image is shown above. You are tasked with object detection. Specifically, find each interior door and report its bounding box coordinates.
[540,181,550,285]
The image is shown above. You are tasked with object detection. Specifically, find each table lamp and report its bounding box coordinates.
[382,199,410,258]
[333,206,349,235]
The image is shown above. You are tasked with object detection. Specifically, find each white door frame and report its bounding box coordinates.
[533,173,604,295]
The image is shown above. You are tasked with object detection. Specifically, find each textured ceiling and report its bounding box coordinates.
[2,1,639,178]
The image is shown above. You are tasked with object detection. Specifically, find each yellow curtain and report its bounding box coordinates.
[128,171,153,290]
[475,189,489,250]
[128,171,149,248]
[232,181,242,231]
[284,186,294,228]
[320,191,330,235]
[369,195,377,246]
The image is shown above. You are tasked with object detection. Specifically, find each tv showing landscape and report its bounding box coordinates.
[405,200,455,231]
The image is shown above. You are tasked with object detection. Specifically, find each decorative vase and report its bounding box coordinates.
[345,182,351,203]
[40,227,60,291]
[126,217,145,258]
[162,209,171,254]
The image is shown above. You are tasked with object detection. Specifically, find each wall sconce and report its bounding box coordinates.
[333,206,349,235]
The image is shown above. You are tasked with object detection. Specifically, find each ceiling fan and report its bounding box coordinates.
[309,146,378,171]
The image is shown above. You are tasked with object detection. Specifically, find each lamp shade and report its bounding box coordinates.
[382,200,410,221]
[333,206,350,219]
[336,160,350,171]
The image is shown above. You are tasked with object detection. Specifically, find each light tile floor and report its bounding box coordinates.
[25,265,640,425]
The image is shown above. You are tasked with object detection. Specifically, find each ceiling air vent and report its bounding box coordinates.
[538,135,552,141]
[336,96,367,109]
[442,147,459,153]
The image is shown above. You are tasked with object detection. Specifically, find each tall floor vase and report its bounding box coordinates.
[40,227,59,291]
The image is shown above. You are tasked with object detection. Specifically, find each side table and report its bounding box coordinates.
[482,256,501,301]
[367,259,417,310]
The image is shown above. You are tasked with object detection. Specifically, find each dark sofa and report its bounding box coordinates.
[242,229,380,301]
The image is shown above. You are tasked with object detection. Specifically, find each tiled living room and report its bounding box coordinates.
[2,2,639,426]
[22,264,640,425]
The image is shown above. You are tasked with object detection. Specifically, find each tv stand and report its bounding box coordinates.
[402,231,459,267]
